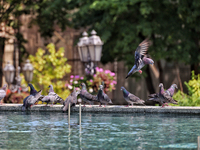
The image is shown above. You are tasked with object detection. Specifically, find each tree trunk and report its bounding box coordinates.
[145,65,155,94]
[191,64,200,75]
[0,37,5,87]
[157,60,164,83]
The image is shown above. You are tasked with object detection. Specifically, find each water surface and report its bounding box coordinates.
[0,111,199,149]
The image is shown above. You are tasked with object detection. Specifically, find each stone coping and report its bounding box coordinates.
[0,104,200,114]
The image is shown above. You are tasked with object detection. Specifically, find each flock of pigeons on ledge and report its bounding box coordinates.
[0,39,178,111]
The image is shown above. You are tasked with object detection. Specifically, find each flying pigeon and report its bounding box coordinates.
[97,85,113,107]
[121,86,145,106]
[80,83,98,106]
[22,90,42,111]
[63,88,80,112]
[41,85,64,106]
[166,84,178,97]
[148,83,178,107]
[126,39,154,79]
[0,84,7,105]
[27,83,44,104]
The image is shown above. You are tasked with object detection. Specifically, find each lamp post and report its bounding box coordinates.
[23,59,34,83]
[3,61,15,89]
[77,30,103,75]
[3,60,34,93]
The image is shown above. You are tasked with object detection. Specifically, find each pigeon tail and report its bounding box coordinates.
[126,65,136,79]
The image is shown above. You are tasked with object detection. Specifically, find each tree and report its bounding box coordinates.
[0,0,72,86]
[67,0,200,93]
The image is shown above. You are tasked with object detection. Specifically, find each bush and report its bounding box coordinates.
[173,71,200,106]
[29,43,71,99]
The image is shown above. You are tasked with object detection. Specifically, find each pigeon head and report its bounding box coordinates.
[99,85,103,90]
[2,84,7,91]
[28,83,37,94]
[48,85,54,92]
[121,86,125,91]
[159,83,163,87]
[143,58,154,65]
[80,83,86,89]
[172,84,178,89]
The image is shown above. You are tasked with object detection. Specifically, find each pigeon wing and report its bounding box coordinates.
[81,90,95,101]
[103,93,111,102]
[135,39,149,67]
[128,93,140,102]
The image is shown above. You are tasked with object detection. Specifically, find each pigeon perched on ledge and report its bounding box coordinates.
[148,83,178,107]
[63,88,80,112]
[42,85,64,106]
[97,85,113,107]
[80,83,98,106]
[27,83,44,104]
[121,86,145,106]
[0,84,7,105]
[126,39,154,79]
[22,90,42,111]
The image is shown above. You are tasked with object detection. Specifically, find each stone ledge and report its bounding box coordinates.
[0,104,200,114]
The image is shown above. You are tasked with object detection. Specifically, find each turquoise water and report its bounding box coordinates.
[0,112,200,149]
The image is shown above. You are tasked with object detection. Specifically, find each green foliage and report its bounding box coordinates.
[68,0,200,74]
[173,71,200,106]
[29,43,71,99]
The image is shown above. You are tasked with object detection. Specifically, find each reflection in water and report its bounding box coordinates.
[0,112,199,149]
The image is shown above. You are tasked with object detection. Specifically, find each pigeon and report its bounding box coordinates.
[0,84,7,105]
[41,85,64,106]
[148,83,165,99]
[121,86,145,106]
[148,83,178,107]
[126,39,154,79]
[63,88,80,112]
[22,90,42,111]
[28,83,44,103]
[166,84,178,97]
[97,85,113,107]
[80,83,98,106]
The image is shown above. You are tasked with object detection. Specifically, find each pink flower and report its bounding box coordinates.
[93,74,97,77]
[99,68,103,72]
[80,77,84,80]
[75,75,79,79]
[70,75,74,78]
[96,67,100,72]
[65,83,69,87]
[110,72,115,76]
[70,79,73,83]
[105,70,111,74]
[90,79,93,83]
[110,83,114,85]
[112,81,117,84]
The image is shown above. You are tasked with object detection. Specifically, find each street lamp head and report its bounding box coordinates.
[23,59,34,83]
[77,31,89,62]
[88,30,103,62]
[3,61,15,85]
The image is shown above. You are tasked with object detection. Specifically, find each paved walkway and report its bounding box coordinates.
[0,104,200,114]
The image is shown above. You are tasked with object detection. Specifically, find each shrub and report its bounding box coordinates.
[173,71,200,106]
[29,43,71,99]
